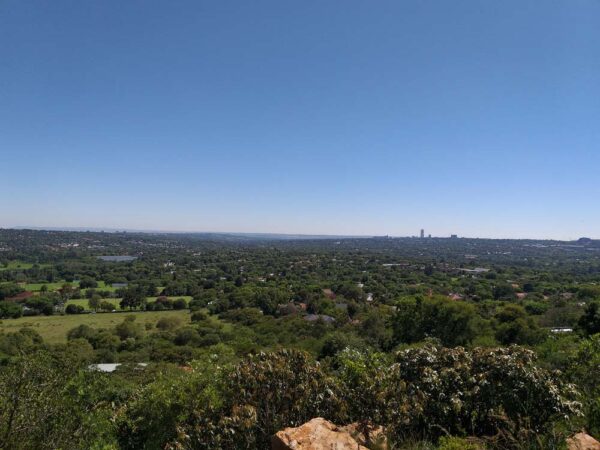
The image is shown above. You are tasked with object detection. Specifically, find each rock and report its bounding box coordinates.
[271,418,369,450]
[567,433,600,450]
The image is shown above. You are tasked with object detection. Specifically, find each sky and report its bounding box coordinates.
[1,1,599,239]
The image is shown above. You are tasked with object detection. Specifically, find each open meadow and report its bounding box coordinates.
[0,309,191,344]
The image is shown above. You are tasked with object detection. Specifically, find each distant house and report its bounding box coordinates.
[456,267,490,274]
[448,293,464,301]
[304,314,336,324]
[322,289,336,300]
[111,282,128,288]
[550,327,573,334]
[6,291,34,302]
[98,256,137,262]
[88,363,148,373]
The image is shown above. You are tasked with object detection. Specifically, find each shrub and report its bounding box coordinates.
[156,316,182,331]
[114,316,144,340]
[65,304,85,314]
[172,298,187,310]
[190,310,208,322]
[0,301,23,319]
[386,344,581,442]
[393,296,477,347]
[99,301,115,312]
[162,349,345,449]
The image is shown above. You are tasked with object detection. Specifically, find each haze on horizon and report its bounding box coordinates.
[1,1,599,241]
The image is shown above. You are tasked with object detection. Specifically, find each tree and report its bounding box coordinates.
[67,324,97,342]
[156,316,182,331]
[568,334,600,436]
[120,286,146,310]
[172,298,187,310]
[392,296,477,346]
[494,304,546,345]
[0,351,113,449]
[25,297,55,316]
[65,304,84,314]
[493,283,516,300]
[79,277,98,289]
[114,316,144,340]
[99,301,115,312]
[359,308,393,351]
[578,301,600,336]
[88,294,102,312]
[253,288,288,316]
[0,301,22,319]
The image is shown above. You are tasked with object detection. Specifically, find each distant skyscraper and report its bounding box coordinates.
[420,229,425,238]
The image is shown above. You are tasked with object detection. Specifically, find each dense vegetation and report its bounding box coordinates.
[1,229,600,448]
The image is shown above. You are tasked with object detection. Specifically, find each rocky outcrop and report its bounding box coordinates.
[567,433,600,450]
[271,418,369,450]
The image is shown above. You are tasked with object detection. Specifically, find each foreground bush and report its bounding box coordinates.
[386,344,581,443]
[3,345,580,449]
[181,349,343,449]
[0,351,116,449]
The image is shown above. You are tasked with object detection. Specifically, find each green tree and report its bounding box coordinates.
[0,301,23,319]
[88,293,102,311]
[120,286,147,310]
[494,304,546,345]
[114,316,144,340]
[578,301,600,336]
[392,296,477,346]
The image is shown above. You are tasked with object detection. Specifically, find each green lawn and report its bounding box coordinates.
[0,261,36,271]
[0,310,191,344]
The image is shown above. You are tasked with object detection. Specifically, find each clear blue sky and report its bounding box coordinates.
[1,1,599,239]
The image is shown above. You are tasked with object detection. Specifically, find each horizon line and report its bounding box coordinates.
[0,225,595,242]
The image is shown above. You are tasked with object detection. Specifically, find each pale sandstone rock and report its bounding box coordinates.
[271,418,368,450]
[567,432,600,450]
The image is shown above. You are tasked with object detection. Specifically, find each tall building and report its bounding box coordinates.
[420,229,425,239]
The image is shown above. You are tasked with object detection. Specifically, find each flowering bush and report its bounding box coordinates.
[386,344,581,442]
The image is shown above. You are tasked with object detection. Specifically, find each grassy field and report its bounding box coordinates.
[0,261,52,271]
[90,281,119,292]
[0,310,191,344]
[0,261,35,271]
